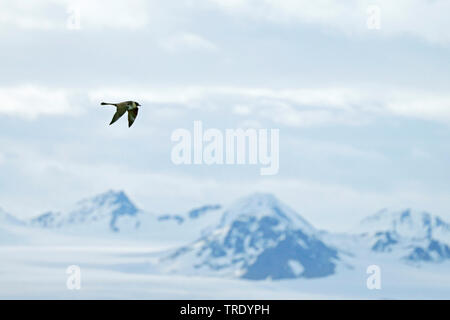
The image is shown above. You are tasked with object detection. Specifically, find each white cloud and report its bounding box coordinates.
[207,0,450,45]
[386,91,450,122]
[258,101,364,127]
[232,104,252,115]
[0,86,78,118]
[0,1,56,29]
[0,0,152,30]
[160,33,219,53]
[91,86,364,108]
[2,1,450,45]
[89,85,450,127]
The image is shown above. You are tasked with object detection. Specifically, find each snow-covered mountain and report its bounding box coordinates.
[23,190,223,247]
[355,208,450,262]
[30,190,141,232]
[3,190,450,279]
[162,193,339,280]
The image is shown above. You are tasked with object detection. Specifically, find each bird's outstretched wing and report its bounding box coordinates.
[128,108,139,127]
[110,106,127,125]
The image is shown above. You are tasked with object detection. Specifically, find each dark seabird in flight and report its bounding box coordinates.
[101,101,141,127]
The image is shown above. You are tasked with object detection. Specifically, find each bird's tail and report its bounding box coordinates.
[101,102,115,106]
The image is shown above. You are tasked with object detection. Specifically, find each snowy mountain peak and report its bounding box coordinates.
[31,190,139,232]
[356,208,450,261]
[164,193,338,280]
[358,208,450,240]
[77,190,138,216]
[220,193,314,234]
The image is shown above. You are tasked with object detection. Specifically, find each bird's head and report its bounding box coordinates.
[135,101,141,107]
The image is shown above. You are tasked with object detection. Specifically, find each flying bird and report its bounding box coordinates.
[101,101,141,127]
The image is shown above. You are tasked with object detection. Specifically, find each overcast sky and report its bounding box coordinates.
[1,0,450,231]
